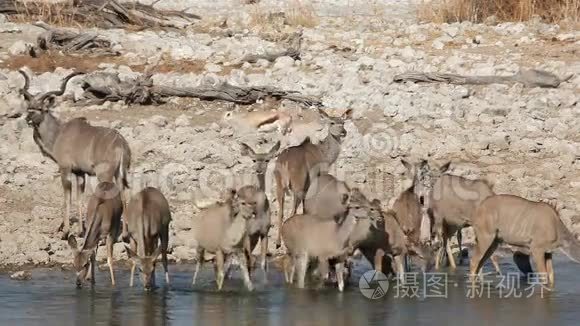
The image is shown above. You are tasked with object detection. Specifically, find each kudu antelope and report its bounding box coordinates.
[360,199,432,282]
[125,187,171,290]
[192,189,256,291]
[20,70,131,240]
[237,141,280,277]
[391,186,434,273]
[274,108,352,247]
[470,195,580,287]
[281,188,370,292]
[67,181,122,287]
[304,173,351,221]
[303,178,369,283]
[401,159,501,272]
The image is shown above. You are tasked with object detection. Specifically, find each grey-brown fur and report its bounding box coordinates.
[304,173,350,221]
[402,159,500,271]
[125,187,171,291]
[237,141,280,277]
[273,108,352,247]
[67,181,122,288]
[430,172,498,271]
[280,189,369,292]
[470,194,580,286]
[358,199,432,282]
[192,189,256,291]
[20,70,131,240]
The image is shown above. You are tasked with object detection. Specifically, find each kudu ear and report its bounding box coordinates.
[341,193,350,205]
[342,108,353,120]
[67,235,78,250]
[401,159,414,174]
[43,95,57,110]
[371,198,381,207]
[151,247,162,260]
[317,108,331,119]
[439,161,451,174]
[224,188,237,202]
[125,246,138,259]
[240,143,256,158]
[267,140,281,157]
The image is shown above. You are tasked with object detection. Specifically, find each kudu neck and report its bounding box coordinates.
[257,171,266,191]
[318,132,341,164]
[33,113,62,162]
[337,213,357,244]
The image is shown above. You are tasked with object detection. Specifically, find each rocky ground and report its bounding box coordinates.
[0,0,579,271]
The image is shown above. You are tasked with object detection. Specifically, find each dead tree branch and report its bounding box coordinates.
[0,0,201,29]
[393,69,572,88]
[78,72,322,107]
[34,22,118,56]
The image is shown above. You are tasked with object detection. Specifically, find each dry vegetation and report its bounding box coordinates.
[248,0,319,29]
[418,0,580,23]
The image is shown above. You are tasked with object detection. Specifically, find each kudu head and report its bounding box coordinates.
[19,70,84,127]
[67,235,94,288]
[240,141,281,176]
[369,199,386,230]
[342,188,373,223]
[401,159,451,210]
[406,240,435,272]
[225,188,255,220]
[126,246,162,291]
[318,108,352,140]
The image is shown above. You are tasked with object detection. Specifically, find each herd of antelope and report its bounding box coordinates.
[17,70,580,292]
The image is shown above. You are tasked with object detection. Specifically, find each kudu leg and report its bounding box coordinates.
[335,262,345,292]
[129,238,137,287]
[89,248,97,286]
[290,191,304,217]
[394,255,405,284]
[296,253,308,289]
[469,234,496,284]
[274,171,285,248]
[435,246,444,270]
[457,228,463,265]
[161,230,170,285]
[445,239,457,270]
[546,253,554,287]
[490,254,502,275]
[106,235,116,286]
[531,249,548,286]
[76,175,86,237]
[120,187,130,242]
[215,250,225,291]
[260,235,269,281]
[238,252,254,291]
[243,235,254,277]
[374,249,385,274]
[60,171,73,240]
[283,255,294,283]
[193,248,204,285]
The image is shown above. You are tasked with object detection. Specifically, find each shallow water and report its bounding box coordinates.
[2,255,580,326]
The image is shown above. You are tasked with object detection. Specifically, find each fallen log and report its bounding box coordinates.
[0,0,200,29]
[34,22,118,56]
[78,72,322,107]
[393,69,573,88]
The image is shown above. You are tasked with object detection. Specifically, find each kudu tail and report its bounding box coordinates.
[558,220,580,263]
[119,151,130,189]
